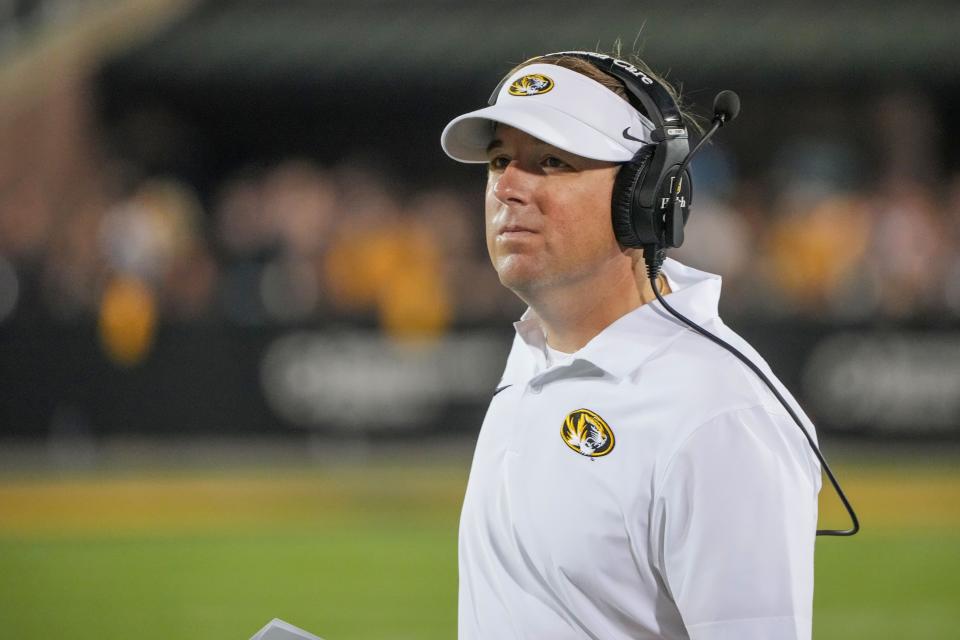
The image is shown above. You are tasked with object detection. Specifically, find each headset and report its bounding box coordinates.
[489,51,860,537]
[488,50,694,251]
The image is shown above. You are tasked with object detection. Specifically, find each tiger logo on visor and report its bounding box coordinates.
[508,73,554,96]
[561,409,615,458]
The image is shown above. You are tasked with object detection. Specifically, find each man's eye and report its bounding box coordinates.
[542,156,569,169]
[488,156,510,171]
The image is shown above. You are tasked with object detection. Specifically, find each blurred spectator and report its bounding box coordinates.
[96,177,215,364]
[257,160,336,323]
[764,190,872,316]
[215,160,337,326]
[323,168,452,341]
[867,180,949,318]
[758,136,872,319]
[98,274,156,366]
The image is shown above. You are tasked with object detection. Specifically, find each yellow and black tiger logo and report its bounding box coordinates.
[508,73,554,96]
[561,408,615,458]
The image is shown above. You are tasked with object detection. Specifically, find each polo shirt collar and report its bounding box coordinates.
[510,258,722,381]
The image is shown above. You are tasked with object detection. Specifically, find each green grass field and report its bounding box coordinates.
[1,450,958,639]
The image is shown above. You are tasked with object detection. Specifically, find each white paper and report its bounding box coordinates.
[250,618,325,640]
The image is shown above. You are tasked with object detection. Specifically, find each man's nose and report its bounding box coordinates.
[492,163,532,206]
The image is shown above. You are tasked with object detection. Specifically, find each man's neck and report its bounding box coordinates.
[520,256,666,354]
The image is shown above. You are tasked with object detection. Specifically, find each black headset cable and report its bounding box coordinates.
[644,247,860,536]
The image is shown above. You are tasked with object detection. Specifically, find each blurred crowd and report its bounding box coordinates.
[0,158,519,363]
[3,151,960,354]
[3,121,960,367]
[674,142,960,322]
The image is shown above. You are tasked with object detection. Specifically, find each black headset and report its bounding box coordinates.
[488,50,693,252]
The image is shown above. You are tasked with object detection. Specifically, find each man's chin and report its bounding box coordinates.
[496,264,549,297]
[495,263,535,290]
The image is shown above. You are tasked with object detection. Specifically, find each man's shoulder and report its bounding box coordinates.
[613,317,815,461]
[640,319,782,413]
[632,319,819,477]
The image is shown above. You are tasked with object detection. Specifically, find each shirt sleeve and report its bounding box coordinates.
[651,405,821,640]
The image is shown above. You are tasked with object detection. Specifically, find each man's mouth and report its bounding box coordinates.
[499,224,538,235]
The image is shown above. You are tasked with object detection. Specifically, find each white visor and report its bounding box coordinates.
[441,63,655,164]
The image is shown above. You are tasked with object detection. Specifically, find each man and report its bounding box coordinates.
[440,53,821,639]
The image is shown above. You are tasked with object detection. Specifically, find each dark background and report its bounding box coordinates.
[2,0,959,445]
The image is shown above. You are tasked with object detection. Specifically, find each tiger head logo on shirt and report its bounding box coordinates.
[561,408,615,458]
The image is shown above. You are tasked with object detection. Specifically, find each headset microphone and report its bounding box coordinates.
[713,89,741,123]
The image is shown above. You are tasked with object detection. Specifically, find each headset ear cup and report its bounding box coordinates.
[611,146,654,248]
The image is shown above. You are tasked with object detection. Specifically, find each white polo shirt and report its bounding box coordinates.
[458,258,822,640]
